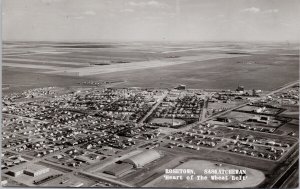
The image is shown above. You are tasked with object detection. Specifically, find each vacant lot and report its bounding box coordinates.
[150,118,186,126]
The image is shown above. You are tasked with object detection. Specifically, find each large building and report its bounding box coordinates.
[6,166,23,177]
[103,163,133,176]
[6,163,49,177]
[23,164,50,177]
[123,150,162,168]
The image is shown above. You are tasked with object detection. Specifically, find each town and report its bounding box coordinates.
[1,81,299,188]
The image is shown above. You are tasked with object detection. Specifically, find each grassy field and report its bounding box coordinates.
[275,123,299,136]
[149,118,186,126]
[2,67,87,94]
[91,52,299,90]
[2,42,299,93]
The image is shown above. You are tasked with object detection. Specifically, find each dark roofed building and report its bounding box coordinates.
[103,163,133,176]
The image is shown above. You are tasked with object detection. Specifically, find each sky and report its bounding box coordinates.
[2,0,300,42]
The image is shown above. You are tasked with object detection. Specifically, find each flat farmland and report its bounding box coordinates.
[92,52,299,90]
[46,54,244,76]
[3,58,87,67]
[2,42,299,93]
[2,67,88,94]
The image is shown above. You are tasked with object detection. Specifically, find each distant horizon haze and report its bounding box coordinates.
[3,0,300,42]
[2,40,300,44]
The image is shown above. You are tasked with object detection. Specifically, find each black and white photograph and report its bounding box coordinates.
[1,0,299,188]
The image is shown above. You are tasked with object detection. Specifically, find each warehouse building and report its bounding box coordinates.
[123,150,162,168]
[6,166,24,177]
[103,163,133,176]
[6,163,50,177]
[23,164,50,177]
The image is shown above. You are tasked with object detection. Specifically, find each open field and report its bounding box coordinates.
[90,52,299,90]
[236,105,281,115]
[275,123,299,136]
[3,58,86,67]
[44,54,245,76]
[221,111,262,122]
[2,67,87,94]
[149,118,186,126]
[3,42,299,94]
[3,63,73,70]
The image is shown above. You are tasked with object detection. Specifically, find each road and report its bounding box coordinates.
[79,171,134,187]
[138,91,169,124]
[265,80,299,96]
[200,98,208,121]
[178,79,299,134]
[3,80,299,187]
[270,158,299,188]
[280,167,299,188]
[157,79,300,165]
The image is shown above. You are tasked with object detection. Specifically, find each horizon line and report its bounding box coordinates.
[3,39,300,44]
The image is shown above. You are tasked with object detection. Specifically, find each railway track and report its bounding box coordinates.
[270,158,298,188]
